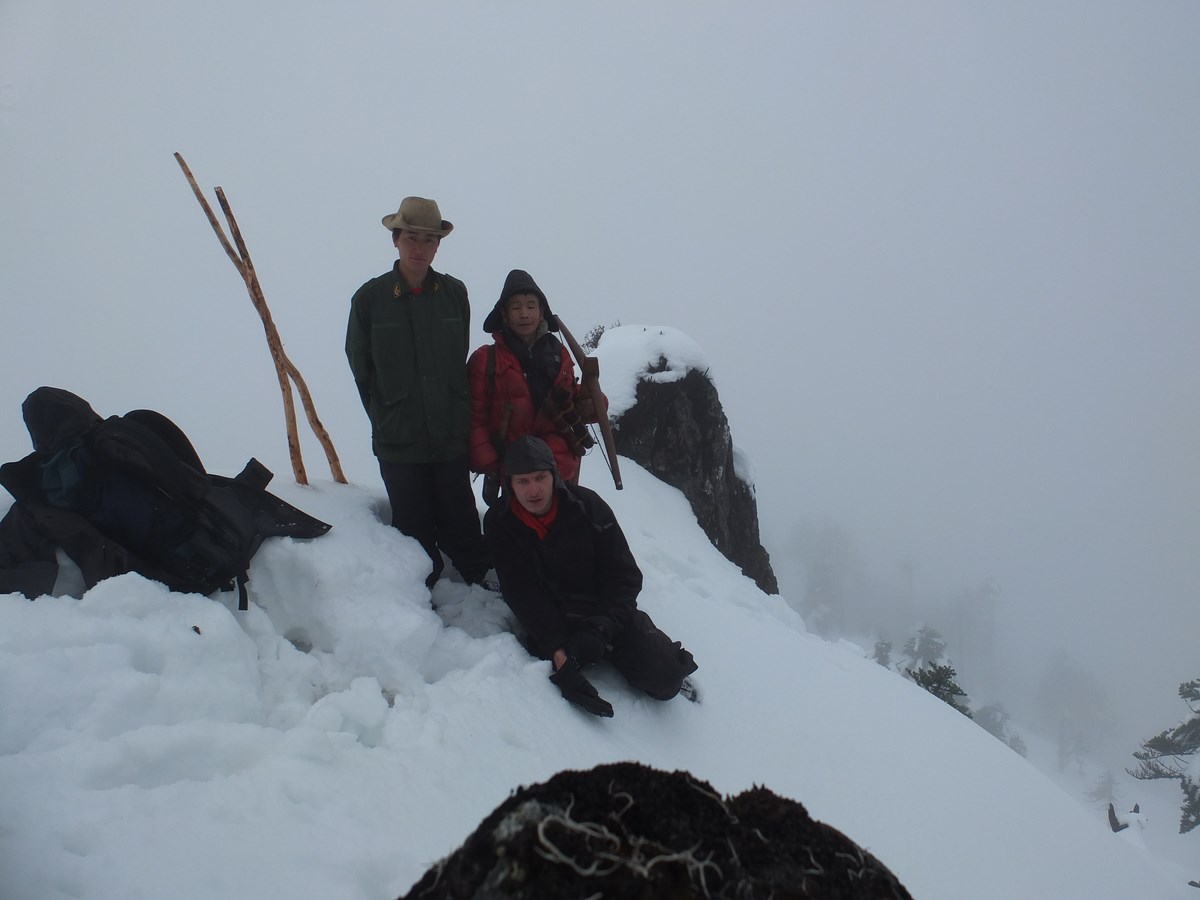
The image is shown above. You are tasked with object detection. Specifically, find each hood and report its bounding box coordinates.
[21,387,103,455]
[502,435,565,490]
[483,269,558,333]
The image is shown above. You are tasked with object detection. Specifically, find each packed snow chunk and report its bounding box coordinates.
[247,481,443,698]
[303,677,389,748]
[592,325,712,419]
[0,574,261,754]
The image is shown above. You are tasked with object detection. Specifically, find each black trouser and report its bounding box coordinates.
[570,609,698,701]
[378,457,490,588]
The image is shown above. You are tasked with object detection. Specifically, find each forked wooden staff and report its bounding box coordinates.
[174,152,346,486]
[555,316,623,490]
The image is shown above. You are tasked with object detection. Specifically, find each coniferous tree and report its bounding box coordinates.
[899,626,972,717]
[1084,770,1122,810]
[873,639,892,668]
[1129,677,1200,834]
[907,663,973,718]
[1033,652,1115,767]
[973,701,1026,755]
[974,702,1011,740]
[902,625,947,670]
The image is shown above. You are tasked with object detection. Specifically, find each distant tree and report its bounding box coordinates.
[902,626,947,670]
[581,320,620,352]
[974,702,1010,739]
[1085,770,1122,810]
[973,701,1026,755]
[872,639,892,668]
[1032,651,1116,768]
[1129,677,1200,834]
[907,663,973,718]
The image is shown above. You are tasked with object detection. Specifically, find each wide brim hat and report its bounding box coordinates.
[381,196,453,237]
[483,268,559,333]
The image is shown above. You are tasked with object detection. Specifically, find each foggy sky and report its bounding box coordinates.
[1,1,1197,749]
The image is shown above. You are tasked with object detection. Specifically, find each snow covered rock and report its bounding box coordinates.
[595,326,779,595]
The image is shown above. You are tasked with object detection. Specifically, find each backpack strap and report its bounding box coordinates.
[236,571,249,611]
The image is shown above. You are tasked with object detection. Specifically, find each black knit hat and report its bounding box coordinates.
[503,436,563,487]
[483,269,559,333]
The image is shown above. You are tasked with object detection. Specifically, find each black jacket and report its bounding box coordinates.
[0,388,331,601]
[483,484,642,659]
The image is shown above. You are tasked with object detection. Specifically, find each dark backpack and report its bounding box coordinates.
[1,387,331,607]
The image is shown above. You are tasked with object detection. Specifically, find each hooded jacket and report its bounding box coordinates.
[0,388,331,600]
[468,270,591,481]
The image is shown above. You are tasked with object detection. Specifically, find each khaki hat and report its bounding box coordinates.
[381,196,454,236]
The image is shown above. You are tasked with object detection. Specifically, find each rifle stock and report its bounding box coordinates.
[555,317,623,490]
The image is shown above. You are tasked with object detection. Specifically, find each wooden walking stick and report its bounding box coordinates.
[555,315,623,490]
[174,152,347,485]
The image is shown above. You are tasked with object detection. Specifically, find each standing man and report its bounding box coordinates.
[484,436,697,717]
[346,196,490,588]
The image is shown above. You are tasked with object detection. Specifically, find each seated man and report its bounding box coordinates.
[484,436,697,717]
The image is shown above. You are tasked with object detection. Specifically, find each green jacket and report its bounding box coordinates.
[345,263,472,463]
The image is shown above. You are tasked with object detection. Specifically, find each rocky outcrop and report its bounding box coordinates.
[400,761,912,899]
[612,365,779,594]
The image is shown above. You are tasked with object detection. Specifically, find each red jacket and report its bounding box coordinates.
[468,334,586,482]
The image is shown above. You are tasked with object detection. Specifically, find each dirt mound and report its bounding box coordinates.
[401,761,911,899]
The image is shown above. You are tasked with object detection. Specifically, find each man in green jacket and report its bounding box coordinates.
[346,196,490,588]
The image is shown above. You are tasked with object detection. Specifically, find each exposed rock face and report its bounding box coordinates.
[612,366,779,594]
[400,761,912,900]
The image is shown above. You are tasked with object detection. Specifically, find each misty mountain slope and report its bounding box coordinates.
[0,458,1189,900]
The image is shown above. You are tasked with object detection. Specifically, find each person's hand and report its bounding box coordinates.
[566,629,607,666]
[549,658,613,717]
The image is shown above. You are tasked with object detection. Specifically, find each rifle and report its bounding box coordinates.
[554,316,623,490]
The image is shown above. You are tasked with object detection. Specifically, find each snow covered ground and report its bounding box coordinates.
[0,329,1195,899]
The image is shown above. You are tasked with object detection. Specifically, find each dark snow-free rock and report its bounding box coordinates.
[399,761,911,899]
[613,365,779,594]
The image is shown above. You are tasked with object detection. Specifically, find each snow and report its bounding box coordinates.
[592,324,712,420]
[1,328,1195,899]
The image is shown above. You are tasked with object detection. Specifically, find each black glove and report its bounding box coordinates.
[565,628,607,666]
[549,659,613,717]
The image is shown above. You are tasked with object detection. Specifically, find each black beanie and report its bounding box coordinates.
[503,436,561,482]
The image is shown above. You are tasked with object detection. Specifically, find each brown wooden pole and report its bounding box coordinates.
[215,187,308,484]
[174,152,347,484]
[220,207,346,484]
[174,153,245,277]
[283,357,347,483]
[555,316,623,490]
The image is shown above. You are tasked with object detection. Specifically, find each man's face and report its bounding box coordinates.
[503,294,543,343]
[511,470,554,516]
[393,230,440,273]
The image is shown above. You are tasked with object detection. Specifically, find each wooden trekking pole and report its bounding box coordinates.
[174,152,347,486]
[555,316,623,490]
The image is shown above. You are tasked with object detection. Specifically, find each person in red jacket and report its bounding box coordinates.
[467,270,600,503]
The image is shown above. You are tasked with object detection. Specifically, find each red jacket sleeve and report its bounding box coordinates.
[467,345,500,475]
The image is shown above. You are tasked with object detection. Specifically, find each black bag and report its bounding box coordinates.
[0,387,331,608]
